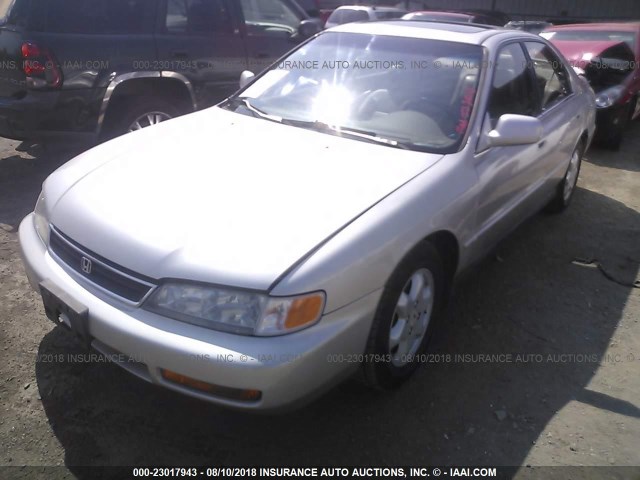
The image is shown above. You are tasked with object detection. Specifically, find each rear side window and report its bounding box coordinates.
[240,0,301,30]
[329,9,369,25]
[28,0,155,34]
[375,11,404,20]
[165,0,233,34]
[486,43,537,126]
[524,42,572,111]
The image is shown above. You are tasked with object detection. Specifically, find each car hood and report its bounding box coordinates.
[48,107,442,291]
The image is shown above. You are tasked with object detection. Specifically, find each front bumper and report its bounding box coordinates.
[19,213,380,410]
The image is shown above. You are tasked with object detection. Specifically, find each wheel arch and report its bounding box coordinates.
[415,230,460,297]
[97,72,196,137]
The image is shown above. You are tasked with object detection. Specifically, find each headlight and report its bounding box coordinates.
[595,85,625,109]
[34,191,50,245]
[144,282,325,336]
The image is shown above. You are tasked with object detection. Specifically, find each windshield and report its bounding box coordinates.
[542,30,637,54]
[223,32,483,153]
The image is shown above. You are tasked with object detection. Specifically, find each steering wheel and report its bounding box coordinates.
[354,89,397,120]
[400,98,456,134]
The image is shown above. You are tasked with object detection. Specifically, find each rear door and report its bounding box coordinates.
[523,41,581,184]
[155,0,248,108]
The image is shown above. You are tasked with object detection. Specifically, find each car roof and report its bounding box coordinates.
[507,20,550,25]
[334,5,405,13]
[329,20,524,45]
[408,11,474,20]
[545,22,640,32]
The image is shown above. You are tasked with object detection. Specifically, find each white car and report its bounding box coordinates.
[20,21,595,410]
[325,5,406,28]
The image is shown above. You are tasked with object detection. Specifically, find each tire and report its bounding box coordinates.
[103,97,181,141]
[601,102,632,150]
[544,140,584,214]
[362,241,446,389]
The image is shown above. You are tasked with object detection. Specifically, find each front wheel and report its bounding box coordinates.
[544,141,584,214]
[362,242,445,389]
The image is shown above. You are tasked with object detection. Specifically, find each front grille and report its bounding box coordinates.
[49,227,155,303]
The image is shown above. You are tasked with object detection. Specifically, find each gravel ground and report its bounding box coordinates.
[0,125,639,479]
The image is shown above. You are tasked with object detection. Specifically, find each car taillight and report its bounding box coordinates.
[21,42,62,89]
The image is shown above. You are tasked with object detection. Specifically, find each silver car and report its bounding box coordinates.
[19,21,596,410]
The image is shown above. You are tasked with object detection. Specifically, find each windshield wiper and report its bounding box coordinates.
[226,97,283,124]
[281,119,413,150]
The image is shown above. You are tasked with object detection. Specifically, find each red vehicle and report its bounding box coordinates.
[542,23,640,149]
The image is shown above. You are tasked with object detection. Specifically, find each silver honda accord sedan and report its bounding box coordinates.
[19,21,596,410]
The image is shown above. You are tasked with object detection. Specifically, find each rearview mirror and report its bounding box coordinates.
[487,114,543,147]
[239,70,255,89]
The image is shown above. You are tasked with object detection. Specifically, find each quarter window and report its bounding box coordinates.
[486,43,537,127]
[525,42,572,111]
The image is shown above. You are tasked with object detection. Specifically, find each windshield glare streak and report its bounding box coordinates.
[226,32,483,154]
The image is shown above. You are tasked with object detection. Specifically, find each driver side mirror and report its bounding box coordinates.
[487,114,543,147]
[298,19,322,38]
[239,70,255,89]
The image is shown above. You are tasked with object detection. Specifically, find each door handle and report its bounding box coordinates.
[538,140,546,149]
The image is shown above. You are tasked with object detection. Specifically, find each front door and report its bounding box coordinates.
[238,0,306,73]
[155,0,248,108]
[472,42,547,254]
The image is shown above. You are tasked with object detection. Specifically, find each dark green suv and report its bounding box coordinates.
[0,0,320,144]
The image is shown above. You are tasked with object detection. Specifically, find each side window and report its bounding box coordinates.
[331,9,369,25]
[29,0,154,34]
[375,11,404,20]
[165,0,233,34]
[342,10,369,23]
[240,0,300,31]
[525,42,572,111]
[486,43,537,127]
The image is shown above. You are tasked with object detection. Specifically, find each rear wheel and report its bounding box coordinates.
[363,242,445,389]
[103,97,181,140]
